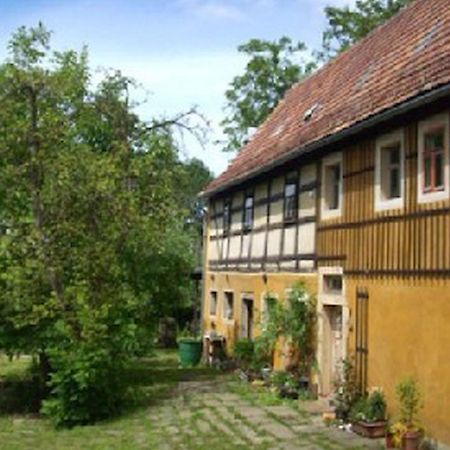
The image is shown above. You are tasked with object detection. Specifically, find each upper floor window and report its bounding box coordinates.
[243,193,254,231]
[223,291,234,321]
[210,291,218,316]
[321,153,343,219]
[223,198,231,234]
[284,175,298,221]
[418,113,449,204]
[375,130,404,211]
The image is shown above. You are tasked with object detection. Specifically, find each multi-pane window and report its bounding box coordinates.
[223,198,231,234]
[321,154,343,219]
[423,128,445,193]
[418,114,449,204]
[380,143,401,200]
[210,291,218,316]
[243,194,254,231]
[223,292,234,321]
[375,130,404,211]
[325,163,341,210]
[284,177,298,221]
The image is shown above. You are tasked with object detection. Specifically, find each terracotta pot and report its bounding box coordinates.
[385,432,395,449]
[402,430,422,450]
[351,420,387,438]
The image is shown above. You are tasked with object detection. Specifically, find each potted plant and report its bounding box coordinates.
[395,377,424,450]
[177,328,203,368]
[385,421,396,449]
[271,371,300,399]
[350,389,387,438]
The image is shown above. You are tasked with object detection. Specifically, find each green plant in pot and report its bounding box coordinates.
[395,377,424,450]
[350,389,387,438]
[177,328,203,368]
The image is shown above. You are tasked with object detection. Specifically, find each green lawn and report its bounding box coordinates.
[0,351,381,449]
[0,350,220,450]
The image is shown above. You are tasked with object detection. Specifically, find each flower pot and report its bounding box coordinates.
[402,430,422,450]
[385,432,395,449]
[351,420,387,438]
[178,339,203,368]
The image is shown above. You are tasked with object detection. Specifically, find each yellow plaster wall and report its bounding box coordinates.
[202,271,318,370]
[346,277,450,445]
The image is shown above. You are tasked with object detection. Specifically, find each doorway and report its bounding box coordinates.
[241,297,254,339]
[323,305,344,393]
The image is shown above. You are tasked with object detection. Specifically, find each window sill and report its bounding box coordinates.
[374,197,404,212]
[321,208,342,220]
[417,189,449,204]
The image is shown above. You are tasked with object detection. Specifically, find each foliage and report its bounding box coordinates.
[234,339,255,370]
[368,389,387,421]
[349,389,386,423]
[258,284,316,377]
[334,358,361,421]
[320,0,412,60]
[390,421,409,448]
[396,376,423,429]
[41,345,126,427]
[0,24,202,426]
[221,37,315,153]
[271,371,296,390]
[177,326,201,343]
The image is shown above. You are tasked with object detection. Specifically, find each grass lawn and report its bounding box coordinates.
[0,350,220,450]
[0,350,381,449]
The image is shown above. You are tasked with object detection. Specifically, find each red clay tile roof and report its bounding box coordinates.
[204,0,450,196]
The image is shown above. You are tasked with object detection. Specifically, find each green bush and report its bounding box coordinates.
[234,339,255,369]
[270,371,298,391]
[368,389,387,421]
[396,376,422,427]
[42,346,126,427]
[349,390,386,423]
[334,358,360,420]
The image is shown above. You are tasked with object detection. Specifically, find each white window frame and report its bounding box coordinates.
[209,290,218,317]
[321,152,343,219]
[375,129,405,211]
[318,266,345,305]
[222,290,235,322]
[417,113,450,204]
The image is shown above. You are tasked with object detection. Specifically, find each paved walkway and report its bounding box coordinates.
[146,375,384,450]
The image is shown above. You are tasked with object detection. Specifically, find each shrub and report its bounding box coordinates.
[234,339,255,370]
[396,376,422,428]
[349,390,386,423]
[42,345,127,427]
[368,389,386,421]
[334,358,360,420]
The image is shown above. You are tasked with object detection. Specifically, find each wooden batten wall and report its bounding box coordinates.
[316,121,450,278]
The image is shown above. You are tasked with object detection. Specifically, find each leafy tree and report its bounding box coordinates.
[0,24,199,426]
[320,0,412,60]
[221,37,315,153]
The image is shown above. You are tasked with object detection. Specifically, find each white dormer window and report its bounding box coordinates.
[375,130,405,211]
[418,113,450,203]
[321,153,343,219]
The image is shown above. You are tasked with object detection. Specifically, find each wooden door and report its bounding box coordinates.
[355,287,369,394]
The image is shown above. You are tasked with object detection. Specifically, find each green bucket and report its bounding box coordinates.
[178,339,203,368]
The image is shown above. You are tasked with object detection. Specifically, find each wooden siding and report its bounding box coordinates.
[317,117,450,276]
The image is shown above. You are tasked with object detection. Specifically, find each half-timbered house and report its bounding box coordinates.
[201,0,450,443]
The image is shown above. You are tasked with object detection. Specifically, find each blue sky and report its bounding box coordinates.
[0,0,354,175]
